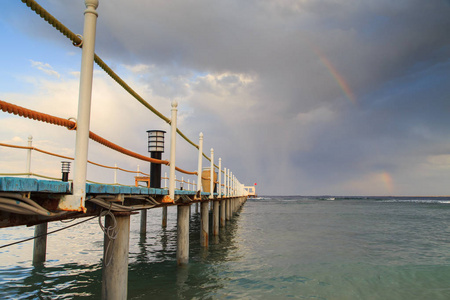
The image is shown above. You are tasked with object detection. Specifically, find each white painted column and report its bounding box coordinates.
[168,100,178,201]
[210,148,214,199]
[218,158,222,198]
[114,163,117,184]
[26,135,32,177]
[197,133,204,194]
[72,0,99,211]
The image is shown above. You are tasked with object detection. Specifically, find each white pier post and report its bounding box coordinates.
[210,148,214,199]
[164,172,167,188]
[218,158,222,198]
[224,168,227,197]
[177,204,190,265]
[168,101,178,201]
[32,222,48,264]
[26,135,32,177]
[197,133,204,195]
[114,163,117,184]
[69,0,99,211]
[101,212,131,300]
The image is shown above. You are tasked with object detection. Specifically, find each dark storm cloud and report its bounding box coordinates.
[5,0,450,194]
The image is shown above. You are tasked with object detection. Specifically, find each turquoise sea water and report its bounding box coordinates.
[0,196,450,299]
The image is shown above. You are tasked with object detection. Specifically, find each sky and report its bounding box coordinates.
[1,0,450,196]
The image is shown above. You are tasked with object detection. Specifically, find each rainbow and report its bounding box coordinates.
[381,172,394,194]
[310,44,356,105]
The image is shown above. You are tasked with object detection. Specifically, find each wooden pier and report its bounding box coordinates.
[0,1,251,298]
[0,176,247,299]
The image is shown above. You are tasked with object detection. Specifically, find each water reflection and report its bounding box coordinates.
[0,204,246,299]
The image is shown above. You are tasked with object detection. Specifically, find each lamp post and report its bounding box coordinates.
[147,130,166,188]
[147,130,167,228]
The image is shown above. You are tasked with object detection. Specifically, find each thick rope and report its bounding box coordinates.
[0,142,149,176]
[0,100,181,168]
[19,0,215,165]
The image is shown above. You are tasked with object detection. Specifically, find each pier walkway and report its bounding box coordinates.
[0,1,251,299]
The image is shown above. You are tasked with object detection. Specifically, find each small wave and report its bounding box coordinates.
[381,199,450,204]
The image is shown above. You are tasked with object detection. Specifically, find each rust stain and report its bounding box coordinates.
[162,195,174,204]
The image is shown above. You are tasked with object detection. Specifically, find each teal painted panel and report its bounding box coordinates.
[104,185,121,194]
[0,177,38,192]
[37,180,70,193]
[129,186,141,194]
[175,190,196,196]
[118,186,132,194]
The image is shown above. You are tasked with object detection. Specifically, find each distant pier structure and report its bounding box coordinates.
[244,184,258,198]
[0,1,251,299]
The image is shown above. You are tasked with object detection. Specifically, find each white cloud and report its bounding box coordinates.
[30,60,61,78]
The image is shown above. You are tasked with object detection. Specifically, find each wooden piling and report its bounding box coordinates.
[177,204,190,265]
[220,199,226,227]
[32,222,48,264]
[162,206,168,228]
[200,201,209,247]
[101,212,131,300]
[213,200,219,236]
[140,210,147,234]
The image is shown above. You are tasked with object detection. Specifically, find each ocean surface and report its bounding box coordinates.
[0,196,449,299]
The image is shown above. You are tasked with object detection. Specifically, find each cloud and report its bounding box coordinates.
[30,60,61,78]
[2,0,450,195]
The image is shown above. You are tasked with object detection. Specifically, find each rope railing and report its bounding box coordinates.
[0,100,197,176]
[0,142,149,176]
[19,0,217,166]
[9,0,247,201]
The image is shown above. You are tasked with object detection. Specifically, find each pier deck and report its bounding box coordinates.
[0,176,215,228]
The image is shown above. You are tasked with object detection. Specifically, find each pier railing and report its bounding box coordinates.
[0,0,247,212]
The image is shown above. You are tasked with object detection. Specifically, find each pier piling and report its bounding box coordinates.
[220,199,226,227]
[32,222,48,264]
[140,210,147,234]
[213,200,219,236]
[162,206,168,227]
[200,201,209,247]
[101,212,131,300]
[177,204,190,265]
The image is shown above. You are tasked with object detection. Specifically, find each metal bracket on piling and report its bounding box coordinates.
[162,195,175,204]
[57,194,86,213]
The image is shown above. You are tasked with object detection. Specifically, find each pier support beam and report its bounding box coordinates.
[162,206,168,228]
[220,199,226,228]
[213,200,219,236]
[140,210,147,234]
[226,199,231,221]
[32,222,48,264]
[200,201,209,247]
[177,204,190,265]
[101,212,131,300]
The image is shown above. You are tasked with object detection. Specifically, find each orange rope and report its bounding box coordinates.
[0,142,150,175]
[0,100,197,175]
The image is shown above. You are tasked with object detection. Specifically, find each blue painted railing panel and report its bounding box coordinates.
[37,180,70,193]
[0,177,38,192]
[0,177,178,196]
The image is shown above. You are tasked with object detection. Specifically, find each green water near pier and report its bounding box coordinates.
[1,196,450,299]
